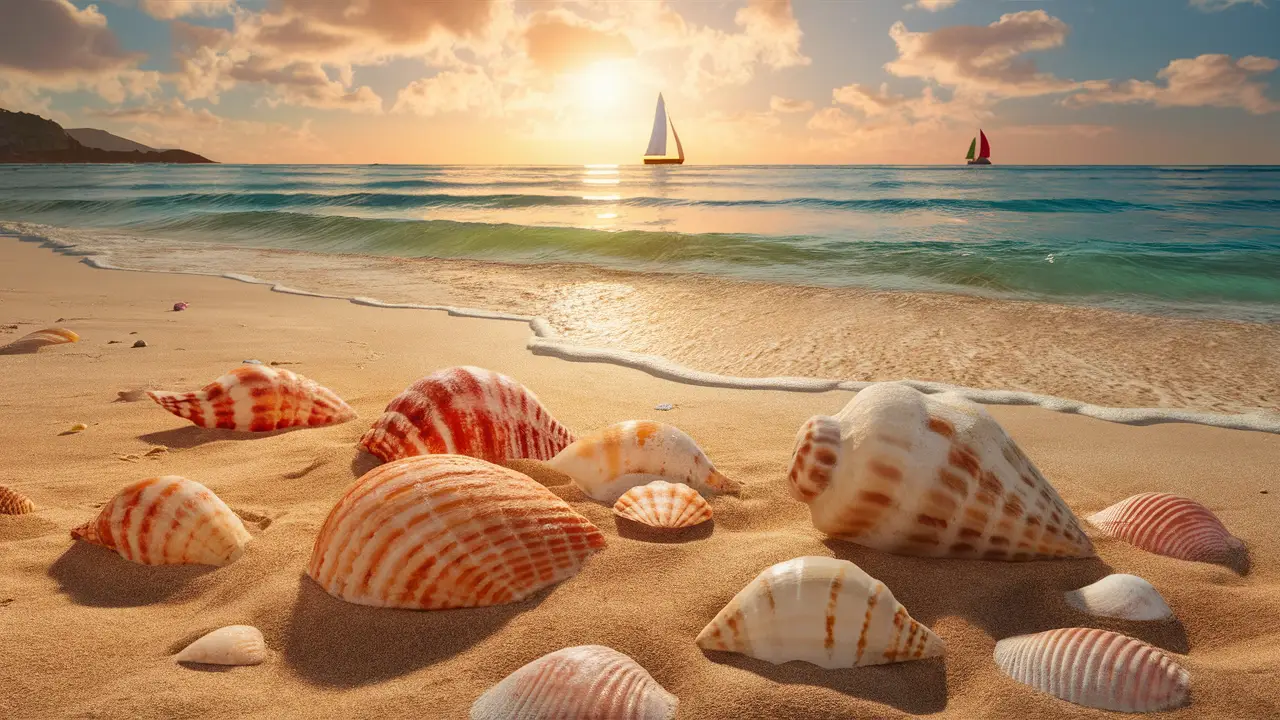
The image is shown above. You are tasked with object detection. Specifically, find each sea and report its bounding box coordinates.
[2,164,1278,322]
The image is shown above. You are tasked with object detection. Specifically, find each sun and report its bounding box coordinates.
[568,60,626,112]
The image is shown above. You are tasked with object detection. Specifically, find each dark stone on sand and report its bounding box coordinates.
[132,340,147,348]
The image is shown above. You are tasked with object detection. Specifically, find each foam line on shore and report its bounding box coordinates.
[13,232,1280,435]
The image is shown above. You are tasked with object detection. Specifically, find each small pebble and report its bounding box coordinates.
[67,423,88,434]
[655,403,675,411]
[243,359,263,365]
[1263,490,1270,495]
[132,340,147,348]
[107,340,121,344]
[173,302,188,312]
[129,331,137,335]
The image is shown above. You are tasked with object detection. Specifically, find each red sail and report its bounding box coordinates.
[978,130,991,159]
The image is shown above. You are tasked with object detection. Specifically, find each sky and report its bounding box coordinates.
[1,0,1278,164]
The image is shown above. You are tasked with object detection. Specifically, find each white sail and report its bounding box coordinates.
[645,93,668,157]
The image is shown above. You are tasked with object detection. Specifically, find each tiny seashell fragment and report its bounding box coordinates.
[148,365,355,431]
[0,485,35,515]
[471,645,678,720]
[655,403,674,411]
[613,480,712,529]
[1089,492,1245,568]
[549,421,739,503]
[176,625,266,666]
[697,556,944,669]
[0,327,79,354]
[66,423,88,434]
[243,359,262,365]
[173,302,188,312]
[1064,574,1173,621]
[995,628,1190,713]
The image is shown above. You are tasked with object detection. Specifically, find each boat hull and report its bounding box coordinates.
[644,158,684,165]
[967,158,992,165]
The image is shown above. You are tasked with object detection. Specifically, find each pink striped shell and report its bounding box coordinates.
[612,480,712,529]
[71,476,252,566]
[470,645,678,720]
[359,366,575,464]
[307,455,606,609]
[148,365,355,431]
[1089,492,1245,567]
[995,628,1190,713]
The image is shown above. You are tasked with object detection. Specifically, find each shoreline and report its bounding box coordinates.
[8,231,1280,434]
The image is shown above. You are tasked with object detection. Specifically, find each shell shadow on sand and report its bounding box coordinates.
[47,542,216,608]
[614,515,715,543]
[138,424,314,450]
[280,573,551,688]
[349,449,382,479]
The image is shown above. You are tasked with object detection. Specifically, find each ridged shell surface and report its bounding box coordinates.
[359,366,575,464]
[308,455,606,609]
[994,628,1190,712]
[0,485,35,515]
[1064,574,1173,621]
[0,327,79,354]
[548,421,740,503]
[613,481,713,528]
[176,625,267,666]
[147,365,355,431]
[787,383,1093,561]
[470,645,678,720]
[1089,492,1244,567]
[696,556,944,668]
[70,476,251,566]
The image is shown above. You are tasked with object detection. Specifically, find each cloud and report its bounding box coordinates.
[1067,54,1280,114]
[136,0,234,20]
[769,95,813,113]
[392,67,501,116]
[523,11,636,74]
[0,0,140,73]
[683,0,810,92]
[907,0,960,11]
[276,0,496,45]
[1188,0,1266,11]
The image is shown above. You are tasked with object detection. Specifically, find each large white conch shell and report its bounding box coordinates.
[1064,574,1173,621]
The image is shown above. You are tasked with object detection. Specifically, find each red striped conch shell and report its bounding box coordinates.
[995,628,1190,712]
[787,383,1093,561]
[71,476,251,566]
[697,556,944,669]
[0,327,78,354]
[176,625,267,666]
[147,365,354,431]
[1064,574,1172,622]
[613,480,713,529]
[0,485,35,515]
[307,454,606,609]
[548,421,739,503]
[1089,492,1245,568]
[359,366,575,464]
[471,645,678,720]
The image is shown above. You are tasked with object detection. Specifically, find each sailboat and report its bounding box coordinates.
[643,93,685,165]
[965,130,992,165]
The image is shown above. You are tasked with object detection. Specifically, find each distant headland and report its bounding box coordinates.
[0,109,214,164]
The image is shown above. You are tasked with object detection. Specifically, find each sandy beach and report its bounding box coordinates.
[2,237,1278,719]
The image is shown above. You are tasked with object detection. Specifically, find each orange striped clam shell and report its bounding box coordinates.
[1089,492,1245,568]
[70,476,251,566]
[613,480,712,529]
[307,454,606,609]
[0,327,79,354]
[471,645,678,720]
[697,556,944,669]
[147,365,355,431]
[995,628,1190,712]
[787,383,1093,561]
[0,485,35,515]
[359,366,575,464]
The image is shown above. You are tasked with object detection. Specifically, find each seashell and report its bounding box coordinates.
[359,366,575,465]
[471,645,678,720]
[548,421,739,503]
[0,485,35,515]
[1064,574,1173,621]
[1089,492,1245,567]
[308,454,606,609]
[173,302,188,312]
[787,383,1093,561]
[176,625,266,666]
[613,480,713,529]
[995,628,1190,712]
[696,556,944,669]
[147,365,355,432]
[71,476,251,566]
[66,423,88,434]
[0,327,79,354]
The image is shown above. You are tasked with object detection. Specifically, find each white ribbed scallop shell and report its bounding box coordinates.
[612,480,712,528]
[470,645,678,720]
[995,628,1190,712]
[176,625,267,666]
[1064,574,1173,621]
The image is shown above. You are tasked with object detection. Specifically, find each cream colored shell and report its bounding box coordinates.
[176,625,267,666]
[1064,574,1173,621]
[0,327,78,354]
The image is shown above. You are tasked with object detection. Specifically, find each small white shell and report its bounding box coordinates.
[175,625,266,666]
[1064,574,1173,621]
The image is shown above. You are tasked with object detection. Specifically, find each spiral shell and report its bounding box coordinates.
[148,365,355,431]
[308,454,606,609]
[71,476,251,566]
[995,628,1190,712]
[0,327,79,354]
[613,481,712,529]
[0,485,35,515]
[1089,492,1245,568]
[471,645,678,720]
[1064,574,1173,622]
[176,625,267,666]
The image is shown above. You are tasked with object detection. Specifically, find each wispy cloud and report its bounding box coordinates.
[1188,0,1266,12]
[1067,54,1280,114]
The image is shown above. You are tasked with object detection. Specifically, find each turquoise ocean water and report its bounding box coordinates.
[1,164,1278,321]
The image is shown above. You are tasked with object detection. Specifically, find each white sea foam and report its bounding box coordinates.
[7,227,1279,435]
